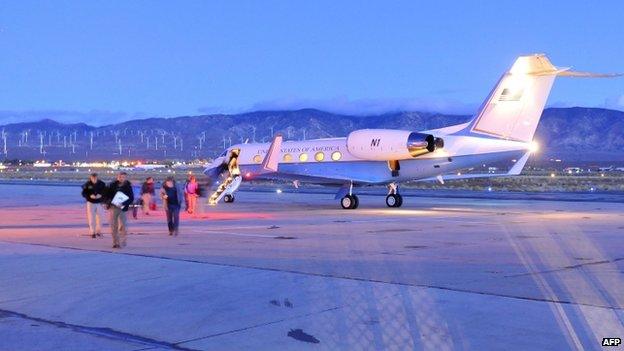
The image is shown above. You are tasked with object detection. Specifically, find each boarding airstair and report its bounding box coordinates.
[206,134,283,206]
[208,173,241,205]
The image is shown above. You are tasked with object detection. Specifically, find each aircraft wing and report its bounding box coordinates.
[423,151,531,183]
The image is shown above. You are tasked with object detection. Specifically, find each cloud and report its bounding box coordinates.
[0,110,130,126]
[604,94,624,111]
[247,96,478,116]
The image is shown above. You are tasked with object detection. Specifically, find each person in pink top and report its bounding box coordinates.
[185,175,199,214]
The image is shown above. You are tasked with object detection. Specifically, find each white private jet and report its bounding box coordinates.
[204,54,618,209]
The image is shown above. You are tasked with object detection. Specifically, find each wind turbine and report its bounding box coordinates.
[197,132,206,150]
[1,129,7,156]
[39,132,44,154]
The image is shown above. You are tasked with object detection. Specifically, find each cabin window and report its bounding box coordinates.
[283,153,293,162]
[331,151,342,161]
[299,153,308,162]
[314,152,325,162]
[252,154,262,163]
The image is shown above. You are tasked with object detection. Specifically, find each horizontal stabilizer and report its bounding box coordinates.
[558,70,623,78]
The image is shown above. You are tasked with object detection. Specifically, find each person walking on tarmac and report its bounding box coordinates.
[81,173,107,238]
[106,172,134,249]
[140,177,156,215]
[185,175,199,214]
[160,176,184,236]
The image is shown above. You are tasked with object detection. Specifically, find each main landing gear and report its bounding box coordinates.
[338,182,403,209]
[340,181,359,209]
[385,193,403,207]
[385,183,403,208]
[223,194,235,203]
[340,194,359,209]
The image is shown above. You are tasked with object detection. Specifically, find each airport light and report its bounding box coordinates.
[276,189,282,194]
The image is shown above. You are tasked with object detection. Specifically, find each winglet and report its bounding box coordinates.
[507,151,531,176]
[261,133,283,172]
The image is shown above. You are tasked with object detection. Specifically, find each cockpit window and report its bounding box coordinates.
[218,149,228,157]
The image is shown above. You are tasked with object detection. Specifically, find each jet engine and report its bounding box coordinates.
[346,129,443,161]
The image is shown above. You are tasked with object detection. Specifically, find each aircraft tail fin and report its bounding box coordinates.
[461,54,620,143]
[464,54,559,143]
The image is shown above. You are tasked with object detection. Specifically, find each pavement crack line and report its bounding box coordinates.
[503,257,624,278]
[173,290,405,345]
[173,306,343,346]
[2,239,623,311]
[0,308,201,351]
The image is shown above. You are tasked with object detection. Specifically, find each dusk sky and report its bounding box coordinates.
[1,1,623,124]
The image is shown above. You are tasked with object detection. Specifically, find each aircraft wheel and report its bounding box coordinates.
[223,194,235,203]
[386,194,401,208]
[352,194,359,209]
[341,195,358,209]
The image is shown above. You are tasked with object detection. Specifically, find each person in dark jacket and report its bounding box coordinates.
[81,173,107,238]
[140,177,155,215]
[107,172,134,248]
[160,176,184,236]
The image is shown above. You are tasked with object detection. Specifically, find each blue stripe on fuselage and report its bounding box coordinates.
[239,150,525,185]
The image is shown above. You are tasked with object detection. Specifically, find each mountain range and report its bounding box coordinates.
[0,107,622,163]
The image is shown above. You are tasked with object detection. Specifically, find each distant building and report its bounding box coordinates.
[563,167,583,174]
[33,161,52,168]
